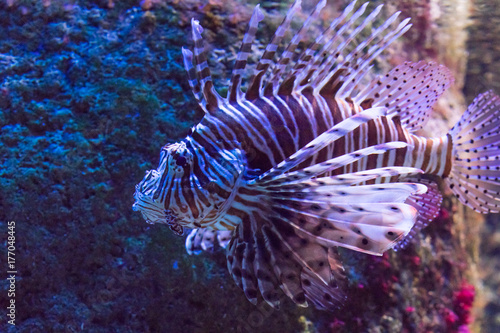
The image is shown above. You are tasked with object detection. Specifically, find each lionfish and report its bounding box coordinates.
[133,0,500,310]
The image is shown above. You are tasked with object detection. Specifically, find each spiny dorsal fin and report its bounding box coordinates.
[186,1,413,108]
[353,61,454,131]
[310,2,375,93]
[265,0,328,96]
[243,0,413,100]
[228,5,265,103]
[283,0,359,93]
[334,13,412,97]
[189,19,224,115]
[313,6,412,97]
[275,1,411,98]
[245,0,303,100]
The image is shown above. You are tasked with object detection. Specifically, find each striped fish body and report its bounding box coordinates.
[134,0,500,310]
[193,94,452,183]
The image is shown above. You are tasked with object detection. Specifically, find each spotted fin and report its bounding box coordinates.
[226,116,425,309]
[446,91,500,213]
[228,169,425,309]
[227,210,348,309]
[300,247,347,310]
[353,61,454,131]
[264,186,424,256]
[393,177,442,250]
[185,229,232,255]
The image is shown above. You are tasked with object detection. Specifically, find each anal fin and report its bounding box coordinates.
[393,177,443,251]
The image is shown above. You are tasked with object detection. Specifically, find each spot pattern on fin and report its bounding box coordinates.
[447,91,500,213]
[354,61,454,131]
[225,144,426,309]
[227,209,348,310]
[393,177,443,250]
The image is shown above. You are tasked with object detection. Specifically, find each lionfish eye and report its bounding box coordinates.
[176,156,187,166]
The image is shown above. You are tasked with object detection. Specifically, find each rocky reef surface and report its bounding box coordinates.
[0,0,497,332]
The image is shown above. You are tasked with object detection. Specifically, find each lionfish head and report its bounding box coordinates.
[133,140,245,235]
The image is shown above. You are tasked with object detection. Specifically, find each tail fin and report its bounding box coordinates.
[446,91,500,213]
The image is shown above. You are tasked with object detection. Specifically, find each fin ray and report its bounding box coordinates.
[229,5,265,103]
[245,0,303,100]
[190,19,224,114]
[261,142,409,186]
[393,178,442,250]
[354,61,454,131]
[447,91,500,213]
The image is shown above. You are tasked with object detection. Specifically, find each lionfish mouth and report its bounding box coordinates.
[164,209,184,236]
[132,170,166,223]
[133,140,205,236]
[133,176,186,236]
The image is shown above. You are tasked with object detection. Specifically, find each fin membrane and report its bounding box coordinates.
[447,91,500,213]
[185,229,233,255]
[227,124,426,309]
[227,169,425,310]
[393,177,442,250]
[227,209,348,310]
[354,61,454,131]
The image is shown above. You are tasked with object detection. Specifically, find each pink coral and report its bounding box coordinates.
[444,308,459,326]
[454,284,475,325]
[445,284,475,332]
